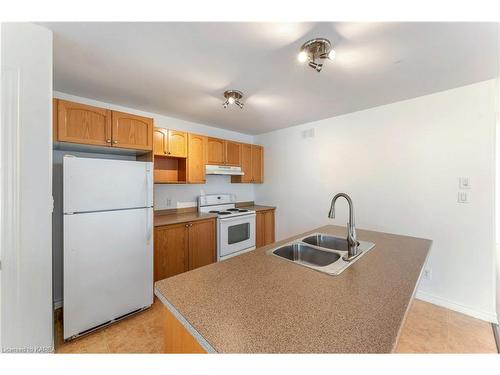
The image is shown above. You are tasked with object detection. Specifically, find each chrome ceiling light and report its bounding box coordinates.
[222,90,244,109]
[297,38,336,72]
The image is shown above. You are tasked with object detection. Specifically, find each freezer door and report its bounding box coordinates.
[63,207,153,339]
[63,156,153,214]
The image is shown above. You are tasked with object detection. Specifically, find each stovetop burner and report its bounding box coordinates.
[227,208,249,212]
[218,211,231,215]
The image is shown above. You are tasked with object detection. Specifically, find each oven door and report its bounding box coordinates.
[218,214,256,259]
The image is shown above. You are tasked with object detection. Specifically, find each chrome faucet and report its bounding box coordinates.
[328,193,361,261]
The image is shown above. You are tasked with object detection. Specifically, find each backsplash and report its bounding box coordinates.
[154,175,255,210]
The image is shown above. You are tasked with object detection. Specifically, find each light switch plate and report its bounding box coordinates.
[459,177,471,189]
[457,191,469,203]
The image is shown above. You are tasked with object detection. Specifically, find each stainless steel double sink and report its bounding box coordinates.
[267,233,375,275]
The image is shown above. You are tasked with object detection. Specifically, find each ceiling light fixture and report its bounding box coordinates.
[297,38,335,72]
[222,90,244,109]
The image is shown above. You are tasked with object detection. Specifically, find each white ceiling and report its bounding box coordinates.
[42,22,499,135]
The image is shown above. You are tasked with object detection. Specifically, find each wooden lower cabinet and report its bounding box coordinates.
[154,218,216,281]
[256,209,275,248]
[188,219,215,270]
[154,223,188,281]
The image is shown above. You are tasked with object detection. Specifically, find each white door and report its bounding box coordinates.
[63,156,152,214]
[63,207,153,339]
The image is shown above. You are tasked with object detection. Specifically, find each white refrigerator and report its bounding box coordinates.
[63,156,153,340]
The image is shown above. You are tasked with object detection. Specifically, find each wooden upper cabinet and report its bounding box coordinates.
[251,145,264,183]
[187,133,207,183]
[57,99,111,146]
[188,219,216,270]
[231,144,264,183]
[111,111,153,151]
[225,141,241,166]
[153,127,168,156]
[55,100,154,151]
[238,143,253,183]
[207,137,225,164]
[168,130,188,158]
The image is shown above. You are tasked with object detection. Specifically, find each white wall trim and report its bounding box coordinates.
[416,290,498,324]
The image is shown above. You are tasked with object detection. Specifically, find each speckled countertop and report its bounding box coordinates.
[154,211,217,227]
[154,225,431,353]
[237,204,276,212]
[154,203,274,227]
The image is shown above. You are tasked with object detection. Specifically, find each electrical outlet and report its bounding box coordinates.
[457,191,469,203]
[459,177,471,189]
[423,269,432,281]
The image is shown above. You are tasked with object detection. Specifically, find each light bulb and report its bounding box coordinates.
[328,49,336,60]
[228,97,235,105]
[297,50,308,63]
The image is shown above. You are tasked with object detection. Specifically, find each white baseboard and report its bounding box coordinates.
[53,300,63,310]
[416,290,498,324]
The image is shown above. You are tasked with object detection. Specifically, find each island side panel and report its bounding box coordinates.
[161,303,207,353]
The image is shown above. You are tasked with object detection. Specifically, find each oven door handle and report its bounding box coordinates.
[218,213,256,222]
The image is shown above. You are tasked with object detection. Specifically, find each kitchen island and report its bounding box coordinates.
[154,225,432,353]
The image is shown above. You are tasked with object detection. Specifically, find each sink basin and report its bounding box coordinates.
[268,233,376,275]
[272,243,341,267]
[301,234,353,251]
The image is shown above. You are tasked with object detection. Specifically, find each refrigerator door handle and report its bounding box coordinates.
[146,209,152,244]
[145,163,152,207]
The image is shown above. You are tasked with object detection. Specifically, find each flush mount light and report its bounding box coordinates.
[222,90,244,109]
[297,38,335,72]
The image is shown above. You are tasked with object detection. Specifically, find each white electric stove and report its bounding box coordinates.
[198,194,256,261]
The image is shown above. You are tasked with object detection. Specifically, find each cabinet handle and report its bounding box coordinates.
[185,224,189,227]
[112,140,118,144]
[106,139,111,143]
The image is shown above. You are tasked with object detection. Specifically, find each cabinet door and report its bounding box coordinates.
[240,144,253,182]
[57,100,111,146]
[154,224,188,281]
[251,145,264,183]
[263,210,275,245]
[225,141,241,166]
[153,128,168,156]
[188,219,216,271]
[111,111,153,150]
[207,137,225,164]
[256,211,265,248]
[187,133,207,183]
[256,209,275,248]
[168,130,188,158]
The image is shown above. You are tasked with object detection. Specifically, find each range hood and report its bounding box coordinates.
[205,165,244,176]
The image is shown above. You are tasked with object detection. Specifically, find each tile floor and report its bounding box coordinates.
[395,299,497,353]
[55,298,498,354]
[55,298,165,353]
